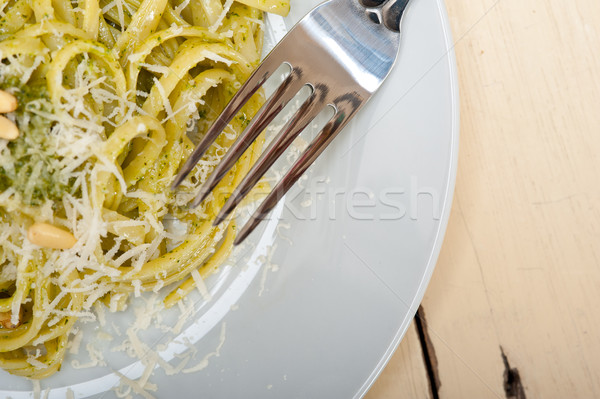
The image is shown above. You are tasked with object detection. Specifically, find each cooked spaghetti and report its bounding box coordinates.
[0,0,289,379]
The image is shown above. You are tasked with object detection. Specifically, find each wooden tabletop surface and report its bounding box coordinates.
[365,0,600,398]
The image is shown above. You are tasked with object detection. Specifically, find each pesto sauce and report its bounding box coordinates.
[0,77,73,206]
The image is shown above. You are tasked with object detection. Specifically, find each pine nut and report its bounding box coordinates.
[0,89,17,113]
[27,223,77,250]
[0,115,19,140]
[0,309,22,329]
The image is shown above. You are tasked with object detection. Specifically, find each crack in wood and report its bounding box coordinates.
[415,307,441,399]
[501,347,527,399]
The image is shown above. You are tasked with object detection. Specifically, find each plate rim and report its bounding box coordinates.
[354,0,460,396]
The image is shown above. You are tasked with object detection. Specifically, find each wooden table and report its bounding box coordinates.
[366,0,600,397]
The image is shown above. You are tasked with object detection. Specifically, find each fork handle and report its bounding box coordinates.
[382,0,409,32]
[358,0,409,32]
[359,0,386,6]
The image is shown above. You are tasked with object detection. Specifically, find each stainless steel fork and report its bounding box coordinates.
[172,0,411,244]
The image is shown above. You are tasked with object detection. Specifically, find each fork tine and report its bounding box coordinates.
[213,84,327,225]
[190,68,306,208]
[233,93,367,245]
[171,57,287,189]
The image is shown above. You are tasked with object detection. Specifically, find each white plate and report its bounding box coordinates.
[0,0,458,397]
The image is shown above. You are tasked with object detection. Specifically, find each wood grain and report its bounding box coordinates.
[367,0,600,397]
[364,322,432,399]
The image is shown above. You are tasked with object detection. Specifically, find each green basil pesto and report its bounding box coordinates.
[0,78,74,206]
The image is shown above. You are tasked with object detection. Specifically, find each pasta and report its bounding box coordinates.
[0,0,289,379]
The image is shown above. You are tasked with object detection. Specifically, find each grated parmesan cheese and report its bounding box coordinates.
[182,322,227,374]
[32,380,40,399]
[190,269,212,302]
[209,0,235,32]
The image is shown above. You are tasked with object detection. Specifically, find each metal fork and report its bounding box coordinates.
[172,0,411,245]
